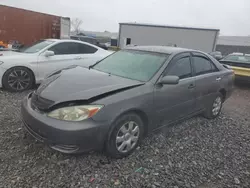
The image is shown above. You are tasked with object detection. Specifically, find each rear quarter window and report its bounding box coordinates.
[78,43,97,54]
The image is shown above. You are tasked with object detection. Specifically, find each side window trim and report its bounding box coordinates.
[48,42,79,55]
[163,52,194,79]
[199,52,219,70]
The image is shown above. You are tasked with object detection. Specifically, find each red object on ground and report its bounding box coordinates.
[89,177,95,183]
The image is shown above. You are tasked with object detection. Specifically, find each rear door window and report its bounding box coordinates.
[77,43,97,54]
[192,53,217,75]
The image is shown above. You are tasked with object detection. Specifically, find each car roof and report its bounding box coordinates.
[45,38,95,44]
[46,39,90,42]
[124,45,196,55]
[46,38,95,42]
[44,39,103,50]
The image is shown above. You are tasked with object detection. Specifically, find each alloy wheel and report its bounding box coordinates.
[116,121,140,153]
[7,69,31,91]
[212,96,222,116]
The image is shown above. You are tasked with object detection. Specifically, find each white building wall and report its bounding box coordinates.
[119,24,218,53]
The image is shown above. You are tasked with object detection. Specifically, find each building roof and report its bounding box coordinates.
[217,36,250,47]
[120,22,220,32]
[125,45,194,54]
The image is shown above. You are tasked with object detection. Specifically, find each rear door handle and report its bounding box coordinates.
[188,83,195,89]
[216,77,221,81]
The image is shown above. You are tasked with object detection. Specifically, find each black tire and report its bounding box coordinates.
[203,93,223,119]
[105,113,144,159]
[2,67,34,92]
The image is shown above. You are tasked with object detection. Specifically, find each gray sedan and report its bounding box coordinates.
[21,46,234,158]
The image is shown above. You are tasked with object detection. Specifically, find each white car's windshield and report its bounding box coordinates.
[20,40,55,53]
[93,50,168,82]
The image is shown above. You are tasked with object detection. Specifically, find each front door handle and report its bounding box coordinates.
[216,77,221,81]
[74,56,82,60]
[188,83,195,89]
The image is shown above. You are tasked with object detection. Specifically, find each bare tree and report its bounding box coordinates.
[71,18,83,34]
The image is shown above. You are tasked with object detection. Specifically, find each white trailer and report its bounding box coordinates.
[118,23,219,53]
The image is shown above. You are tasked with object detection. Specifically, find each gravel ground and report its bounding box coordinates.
[0,84,249,188]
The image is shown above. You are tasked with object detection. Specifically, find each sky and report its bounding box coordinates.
[1,0,250,36]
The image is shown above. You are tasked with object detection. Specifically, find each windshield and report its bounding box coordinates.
[20,40,55,53]
[93,50,168,82]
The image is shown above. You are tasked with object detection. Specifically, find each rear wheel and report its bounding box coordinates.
[203,93,223,119]
[105,113,144,158]
[2,67,34,92]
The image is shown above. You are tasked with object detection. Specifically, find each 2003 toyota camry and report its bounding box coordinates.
[21,46,234,158]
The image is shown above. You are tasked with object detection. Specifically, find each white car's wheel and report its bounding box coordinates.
[3,67,34,92]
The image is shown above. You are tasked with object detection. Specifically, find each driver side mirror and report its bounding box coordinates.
[158,75,180,85]
[44,50,55,57]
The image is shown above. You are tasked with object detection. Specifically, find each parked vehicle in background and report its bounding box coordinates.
[220,53,250,82]
[0,39,112,92]
[21,46,234,158]
[105,42,111,48]
[70,36,108,50]
[6,40,25,50]
[0,5,70,46]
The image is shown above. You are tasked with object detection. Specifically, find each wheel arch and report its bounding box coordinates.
[124,109,149,136]
[106,108,149,143]
[219,88,227,102]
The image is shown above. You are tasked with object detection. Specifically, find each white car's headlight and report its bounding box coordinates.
[0,61,4,65]
[47,105,103,121]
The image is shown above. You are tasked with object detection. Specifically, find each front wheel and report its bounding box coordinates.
[105,113,144,158]
[2,67,34,92]
[203,93,223,119]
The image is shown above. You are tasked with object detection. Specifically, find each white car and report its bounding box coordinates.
[0,39,112,92]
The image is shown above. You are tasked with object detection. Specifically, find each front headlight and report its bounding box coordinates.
[47,105,103,121]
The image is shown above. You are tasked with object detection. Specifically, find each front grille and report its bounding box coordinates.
[31,92,54,111]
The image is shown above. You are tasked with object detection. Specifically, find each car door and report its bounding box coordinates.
[154,52,196,126]
[37,42,82,80]
[191,52,221,111]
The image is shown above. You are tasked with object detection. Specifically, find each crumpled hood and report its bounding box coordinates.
[37,66,143,104]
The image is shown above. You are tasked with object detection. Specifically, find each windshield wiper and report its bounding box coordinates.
[88,65,94,70]
[89,60,102,70]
